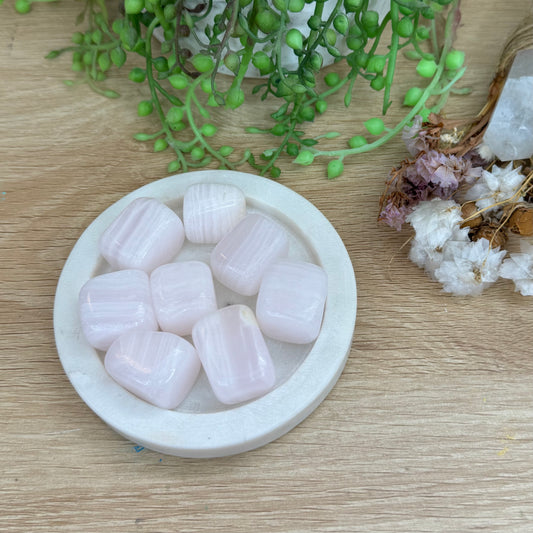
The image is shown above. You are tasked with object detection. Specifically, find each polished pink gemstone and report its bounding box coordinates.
[79,269,158,351]
[150,261,218,336]
[256,260,328,344]
[183,183,246,243]
[99,197,185,272]
[191,305,276,405]
[105,330,201,409]
[210,213,289,296]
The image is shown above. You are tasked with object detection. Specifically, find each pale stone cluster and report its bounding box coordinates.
[79,184,327,408]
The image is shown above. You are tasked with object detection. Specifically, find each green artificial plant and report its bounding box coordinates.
[8,0,467,178]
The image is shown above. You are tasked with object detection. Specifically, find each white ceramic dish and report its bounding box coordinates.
[54,170,357,458]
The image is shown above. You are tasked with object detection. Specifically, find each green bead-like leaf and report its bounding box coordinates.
[153,138,168,152]
[327,159,344,179]
[168,160,181,173]
[416,58,438,78]
[286,29,304,50]
[201,123,217,137]
[169,74,189,89]
[324,72,340,87]
[98,52,111,72]
[445,49,465,70]
[226,87,245,109]
[294,150,314,166]
[403,87,424,106]
[110,47,127,68]
[219,146,234,157]
[348,135,368,148]
[364,117,385,135]
[192,54,214,73]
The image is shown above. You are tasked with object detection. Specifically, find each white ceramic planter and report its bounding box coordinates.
[156,0,389,77]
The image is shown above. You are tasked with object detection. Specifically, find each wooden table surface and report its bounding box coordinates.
[1,1,532,531]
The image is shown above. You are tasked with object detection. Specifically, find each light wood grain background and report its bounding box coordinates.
[1,1,532,532]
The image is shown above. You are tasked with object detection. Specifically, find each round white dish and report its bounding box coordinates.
[54,170,357,458]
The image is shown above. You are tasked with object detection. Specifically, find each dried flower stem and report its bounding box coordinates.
[461,169,533,226]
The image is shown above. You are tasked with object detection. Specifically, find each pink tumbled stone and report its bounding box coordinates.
[105,330,201,410]
[210,213,289,296]
[256,260,328,344]
[191,305,276,405]
[99,197,185,272]
[183,183,246,243]
[150,261,218,336]
[79,269,158,351]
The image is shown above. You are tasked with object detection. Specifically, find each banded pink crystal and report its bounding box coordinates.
[191,305,276,405]
[256,260,328,344]
[183,183,246,243]
[150,261,218,336]
[105,330,201,409]
[99,197,185,272]
[79,269,158,351]
[210,213,289,296]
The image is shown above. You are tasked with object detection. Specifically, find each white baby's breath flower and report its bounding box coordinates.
[465,162,525,213]
[409,227,470,276]
[406,198,464,249]
[499,240,533,296]
[409,240,442,274]
[407,198,470,277]
[434,238,506,296]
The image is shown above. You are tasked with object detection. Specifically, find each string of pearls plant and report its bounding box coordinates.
[8,0,466,178]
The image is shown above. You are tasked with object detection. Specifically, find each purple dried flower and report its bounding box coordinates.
[402,116,427,156]
[378,193,413,231]
[415,150,483,197]
[379,148,484,231]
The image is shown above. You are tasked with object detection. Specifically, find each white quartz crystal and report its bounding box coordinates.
[183,183,246,243]
[210,213,289,296]
[150,261,218,336]
[191,305,276,405]
[256,260,328,344]
[79,269,158,351]
[105,330,201,409]
[99,197,185,272]
[484,48,533,161]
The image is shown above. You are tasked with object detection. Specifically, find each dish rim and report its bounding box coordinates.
[53,170,357,458]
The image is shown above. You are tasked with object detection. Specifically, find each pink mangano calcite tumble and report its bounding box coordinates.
[191,304,276,405]
[150,261,218,336]
[99,197,185,272]
[210,213,289,296]
[183,183,246,243]
[79,269,158,351]
[256,260,328,344]
[105,330,201,410]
